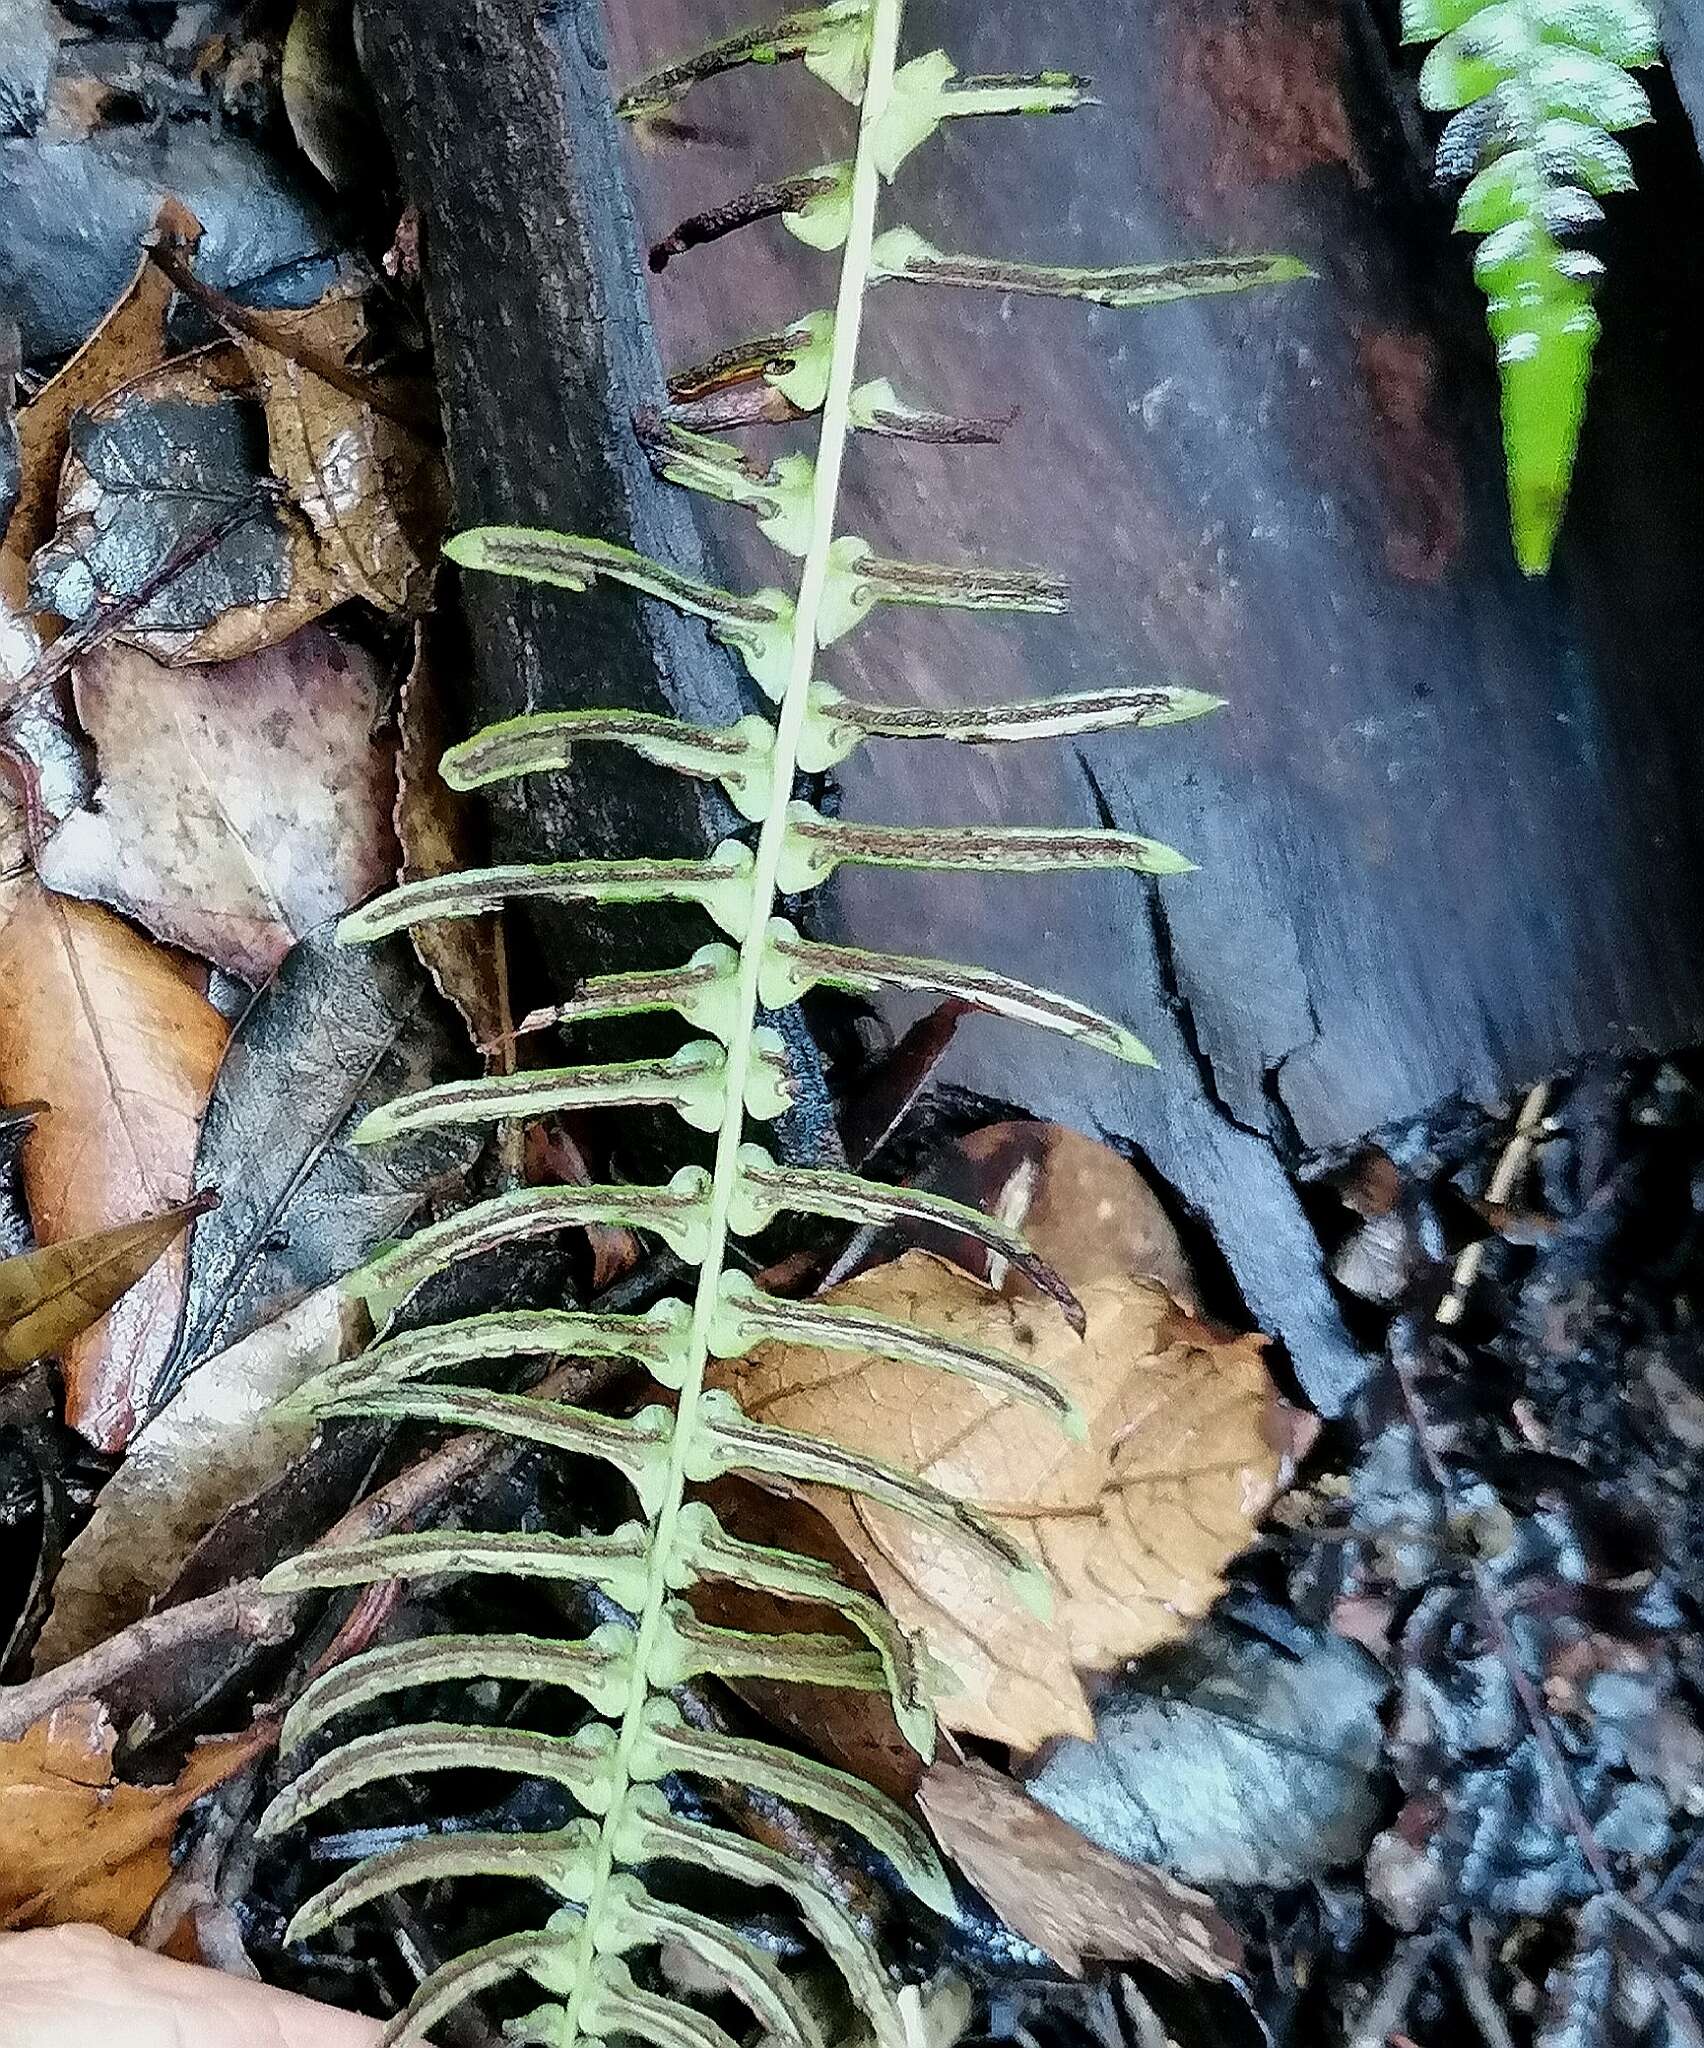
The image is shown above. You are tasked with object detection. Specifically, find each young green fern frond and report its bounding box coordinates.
[1401,0,1659,573]
[264,5,1303,2041]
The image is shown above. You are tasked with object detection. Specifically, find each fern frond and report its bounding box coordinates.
[348,1169,714,1322]
[265,3,1301,2039]
[339,845,758,944]
[1401,0,1659,571]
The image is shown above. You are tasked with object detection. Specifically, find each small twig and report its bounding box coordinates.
[1348,1934,1441,2048]
[0,1581,296,1740]
[0,1353,614,1739]
[1439,1934,1519,2048]
[1,487,277,708]
[1654,1830,1704,1909]
[145,238,441,440]
[1435,1082,1551,1325]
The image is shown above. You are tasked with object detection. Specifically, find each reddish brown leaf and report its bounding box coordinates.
[0,1698,262,1935]
[692,1476,926,1804]
[732,1127,1287,1747]
[0,885,228,1448]
[918,1758,1243,1979]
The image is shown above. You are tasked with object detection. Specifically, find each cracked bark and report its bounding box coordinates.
[599,0,1704,1414]
[360,0,1704,1415]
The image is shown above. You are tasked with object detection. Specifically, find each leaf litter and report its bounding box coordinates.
[39,624,400,983]
[0,885,227,1451]
[732,1125,1291,1747]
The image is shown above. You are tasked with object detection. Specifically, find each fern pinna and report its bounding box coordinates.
[258,5,1300,2042]
[1402,0,1658,574]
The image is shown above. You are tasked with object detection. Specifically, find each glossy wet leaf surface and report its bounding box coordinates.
[155,925,477,1403]
[26,346,342,665]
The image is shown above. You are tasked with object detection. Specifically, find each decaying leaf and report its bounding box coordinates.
[733,1127,1286,1747]
[27,344,343,665]
[157,925,477,1400]
[32,1282,361,1672]
[0,199,199,614]
[918,1757,1242,1979]
[0,1698,259,1934]
[0,1196,212,1377]
[39,625,400,984]
[241,292,445,615]
[395,620,511,1055]
[0,883,228,1450]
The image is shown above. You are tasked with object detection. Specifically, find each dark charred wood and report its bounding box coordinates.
[356,0,839,1175]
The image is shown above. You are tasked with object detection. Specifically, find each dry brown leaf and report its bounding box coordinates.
[39,626,400,983]
[907,1120,1198,1307]
[918,1758,1242,1979]
[30,345,345,667]
[33,1281,361,1672]
[0,1699,262,1934]
[243,293,445,615]
[0,1197,213,1377]
[732,1126,1287,1748]
[395,621,512,1056]
[0,200,202,615]
[0,884,228,1450]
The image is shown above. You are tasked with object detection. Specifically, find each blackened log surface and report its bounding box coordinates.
[598,0,1704,1410]
[357,0,837,1166]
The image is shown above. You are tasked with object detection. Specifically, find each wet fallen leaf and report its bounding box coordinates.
[395,620,511,1055]
[0,199,199,614]
[32,1282,360,1672]
[38,625,399,984]
[918,1757,1242,1979]
[241,292,445,614]
[0,1197,213,1378]
[27,344,342,665]
[733,1127,1286,1747]
[0,884,228,1450]
[0,1699,261,1934]
[1026,1617,1388,1889]
[156,925,477,1402]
